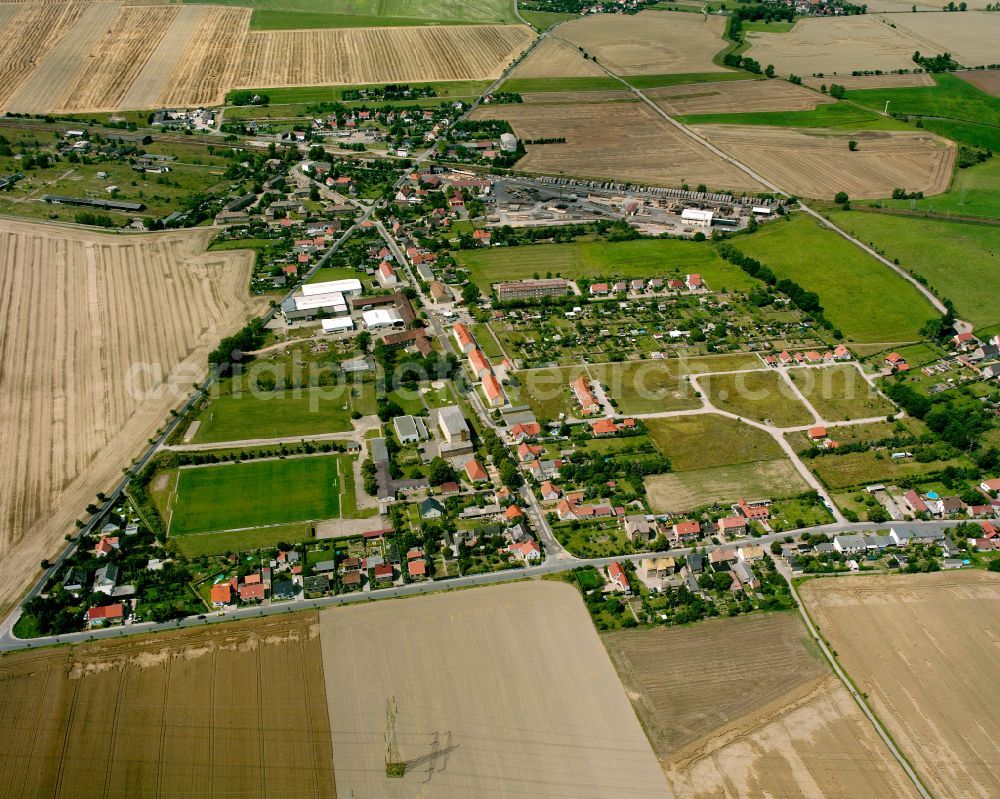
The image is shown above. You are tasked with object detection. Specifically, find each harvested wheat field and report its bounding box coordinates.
[957,69,1000,97]
[802,572,1000,799]
[0,613,335,799]
[648,78,834,115]
[158,6,251,108]
[5,1,120,114]
[509,33,607,78]
[55,4,179,113]
[802,72,935,91]
[119,4,206,111]
[521,89,632,104]
[472,100,764,192]
[555,10,728,75]
[877,12,1000,67]
[0,2,88,109]
[692,125,955,199]
[0,220,264,615]
[320,581,671,798]
[745,16,932,77]
[605,613,919,798]
[232,24,534,89]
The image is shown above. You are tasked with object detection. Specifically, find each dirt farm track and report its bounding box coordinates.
[0,614,335,799]
[0,220,263,616]
[802,572,1000,799]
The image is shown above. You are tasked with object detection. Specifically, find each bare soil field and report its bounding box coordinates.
[0,613,335,799]
[876,12,1000,67]
[691,124,955,199]
[319,581,671,798]
[644,457,808,512]
[509,33,607,78]
[0,220,264,615]
[0,2,88,109]
[648,78,835,115]
[745,16,933,77]
[472,100,765,192]
[5,1,120,114]
[802,571,1000,799]
[554,10,728,75]
[605,613,919,799]
[521,89,633,104]
[802,72,935,91]
[957,69,1000,97]
[55,4,179,112]
[119,4,206,111]
[158,6,251,108]
[232,24,534,89]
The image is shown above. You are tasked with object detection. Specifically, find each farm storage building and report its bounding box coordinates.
[321,317,354,333]
[680,208,713,227]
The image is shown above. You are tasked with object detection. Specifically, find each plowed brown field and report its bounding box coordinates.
[876,12,1000,68]
[802,572,1000,799]
[0,220,264,614]
[691,124,955,199]
[957,69,1000,97]
[802,72,934,91]
[158,6,251,108]
[554,10,727,75]
[649,78,834,115]
[472,100,765,192]
[0,614,335,799]
[232,24,534,89]
[605,613,919,799]
[55,4,179,112]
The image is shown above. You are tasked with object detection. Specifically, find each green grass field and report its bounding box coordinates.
[872,157,1000,222]
[808,450,973,491]
[191,386,370,443]
[700,370,814,427]
[645,413,784,470]
[173,524,315,557]
[192,0,518,29]
[519,9,577,30]
[826,211,1000,330]
[846,73,1000,151]
[788,365,896,422]
[740,19,796,32]
[456,238,761,292]
[676,101,912,130]
[731,215,937,343]
[170,455,341,535]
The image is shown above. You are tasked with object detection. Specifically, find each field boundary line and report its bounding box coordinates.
[784,570,935,799]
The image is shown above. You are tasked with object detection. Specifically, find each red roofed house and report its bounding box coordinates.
[507,540,542,562]
[735,498,770,521]
[980,478,1000,495]
[408,559,427,578]
[591,418,620,436]
[374,563,395,583]
[505,505,525,522]
[482,373,506,407]
[239,583,266,603]
[672,520,701,544]
[465,459,489,483]
[717,516,747,537]
[571,376,601,416]
[211,582,232,607]
[807,426,827,440]
[804,351,823,364]
[904,490,928,515]
[885,352,907,369]
[517,442,544,462]
[377,261,398,287]
[468,348,492,379]
[833,344,851,361]
[453,322,476,354]
[510,421,542,442]
[607,561,630,593]
[95,536,119,557]
[982,521,999,539]
[540,481,561,501]
[589,283,609,295]
[685,274,703,291]
[85,603,124,628]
